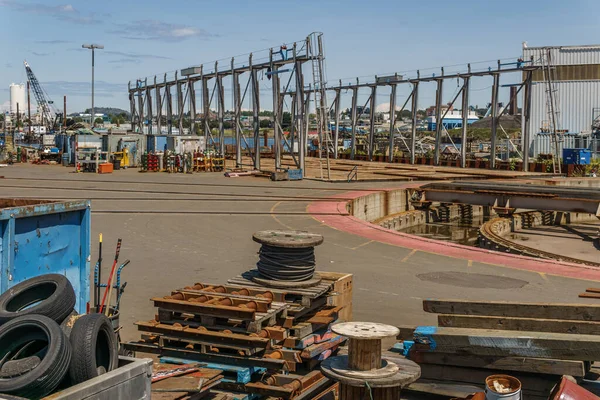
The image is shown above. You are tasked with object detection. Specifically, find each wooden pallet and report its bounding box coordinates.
[227,270,333,307]
[124,341,290,372]
[156,301,288,334]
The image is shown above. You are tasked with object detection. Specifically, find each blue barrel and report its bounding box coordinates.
[62,153,70,166]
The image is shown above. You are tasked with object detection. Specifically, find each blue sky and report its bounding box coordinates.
[0,0,597,114]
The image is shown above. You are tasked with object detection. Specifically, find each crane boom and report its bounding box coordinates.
[24,60,59,131]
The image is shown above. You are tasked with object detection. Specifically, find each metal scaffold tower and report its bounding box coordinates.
[308,33,332,180]
[540,48,562,174]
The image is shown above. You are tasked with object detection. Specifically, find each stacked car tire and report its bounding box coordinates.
[0,274,118,399]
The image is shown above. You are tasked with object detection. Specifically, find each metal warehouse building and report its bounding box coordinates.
[523,44,600,137]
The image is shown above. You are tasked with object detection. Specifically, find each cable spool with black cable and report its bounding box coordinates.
[252,230,324,287]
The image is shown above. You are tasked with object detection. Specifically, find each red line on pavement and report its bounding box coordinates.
[308,189,600,281]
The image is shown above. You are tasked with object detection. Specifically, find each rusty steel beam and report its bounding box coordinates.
[416,184,600,216]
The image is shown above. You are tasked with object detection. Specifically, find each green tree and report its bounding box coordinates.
[94,117,103,126]
[282,112,292,129]
[259,119,271,128]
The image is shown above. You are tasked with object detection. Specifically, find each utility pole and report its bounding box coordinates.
[82,43,104,127]
[63,95,67,130]
[27,81,31,138]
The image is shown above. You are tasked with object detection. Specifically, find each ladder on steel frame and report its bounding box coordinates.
[541,48,562,174]
[308,33,332,180]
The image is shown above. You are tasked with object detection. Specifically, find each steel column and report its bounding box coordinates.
[368,85,377,161]
[146,80,153,135]
[350,86,358,159]
[216,62,225,156]
[387,84,397,162]
[410,79,419,164]
[156,76,162,135]
[176,72,184,134]
[189,78,196,136]
[294,54,305,172]
[166,81,173,135]
[137,81,145,135]
[232,58,242,166]
[333,88,341,159]
[490,72,500,169]
[202,67,211,148]
[251,54,260,170]
[433,76,443,165]
[128,82,135,132]
[271,49,281,170]
[460,76,470,167]
[522,70,533,171]
[304,90,311,161]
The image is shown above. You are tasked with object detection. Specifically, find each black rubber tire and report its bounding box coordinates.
[0,315,71,399]
[0,274,76,325]
[68,313,119,385]
[0,394,28,400]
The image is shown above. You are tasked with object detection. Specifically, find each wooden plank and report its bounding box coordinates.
[438,314,600,335]
[412,326,600,360]
[300,335,346,359]
[123,341,288,371]
[580,293,600,300]
[409,350,586,377]
[423,299,600,320]
[152,298,256,320]
[418,364,559,397]
[136,321,270,347]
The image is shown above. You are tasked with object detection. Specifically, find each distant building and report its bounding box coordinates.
[426,110,479,131]
[523,44,600,136]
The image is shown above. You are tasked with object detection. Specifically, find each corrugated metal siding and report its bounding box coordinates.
[527,80,600,136]
[524,45,600,66]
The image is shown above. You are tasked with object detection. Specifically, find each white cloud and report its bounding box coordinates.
[109,20,216,42]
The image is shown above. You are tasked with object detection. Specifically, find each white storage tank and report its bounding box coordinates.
[10,83,26,115]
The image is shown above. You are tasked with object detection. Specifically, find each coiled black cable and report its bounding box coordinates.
[257,244,316,281]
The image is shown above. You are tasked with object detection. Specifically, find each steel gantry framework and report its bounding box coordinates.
[129,32,325,172]
[128,33,543,175]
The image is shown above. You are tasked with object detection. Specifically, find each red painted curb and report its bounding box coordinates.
[308,189,600,281]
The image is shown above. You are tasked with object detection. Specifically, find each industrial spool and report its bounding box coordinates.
[321,322,420,400]
[251,230,324,288]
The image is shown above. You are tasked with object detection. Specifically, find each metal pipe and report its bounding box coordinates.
[189,78,196,136]
[156,76,162,135]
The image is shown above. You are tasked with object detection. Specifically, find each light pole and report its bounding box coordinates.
[82,43,104,127]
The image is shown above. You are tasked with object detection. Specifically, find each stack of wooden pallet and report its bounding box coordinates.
[398,299,600,399]
[126,271,352,399]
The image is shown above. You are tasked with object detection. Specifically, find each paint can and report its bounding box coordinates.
[485,375,521,400]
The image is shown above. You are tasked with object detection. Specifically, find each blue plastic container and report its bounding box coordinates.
[563,148,591,165]
[0,199,91,313]
[287,168,303,180]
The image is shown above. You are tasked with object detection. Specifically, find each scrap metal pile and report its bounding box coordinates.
[127,230,352,399]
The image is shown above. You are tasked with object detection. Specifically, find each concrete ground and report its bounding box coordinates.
[0,164,597,343]
[510,223,600,264]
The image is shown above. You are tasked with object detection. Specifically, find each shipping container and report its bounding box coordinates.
[0,199,91,313]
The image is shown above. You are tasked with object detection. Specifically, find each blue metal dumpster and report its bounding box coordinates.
[0,199,91,313]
